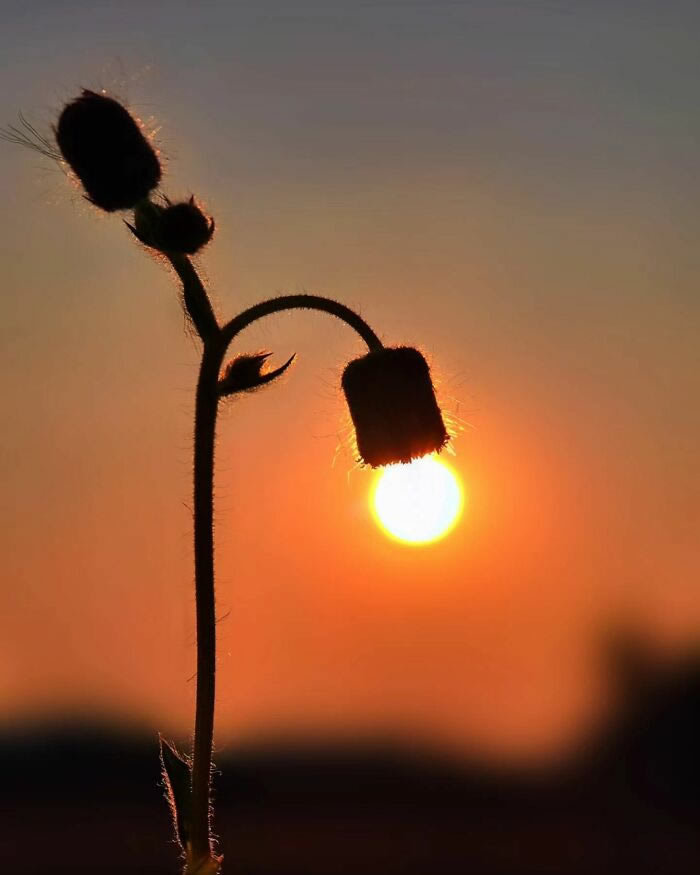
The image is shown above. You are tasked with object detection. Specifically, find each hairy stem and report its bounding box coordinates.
[220,294,384,352]
[190,338,225,865]
[172,260,383,870]
[168,252,220,342]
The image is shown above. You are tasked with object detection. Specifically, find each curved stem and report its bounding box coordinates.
[220,294,383,353]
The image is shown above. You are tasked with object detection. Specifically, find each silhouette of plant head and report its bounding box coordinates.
[55,89,161,211]
[342,346,448,467]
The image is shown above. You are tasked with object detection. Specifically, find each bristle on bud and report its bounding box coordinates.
[342,346,448,467]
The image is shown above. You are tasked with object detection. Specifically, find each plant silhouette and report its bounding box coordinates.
[3,89,448,874]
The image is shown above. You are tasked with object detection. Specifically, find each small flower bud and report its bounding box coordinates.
[157,197,215,254]
[55,90,161,211]
[219,351,295,396]
[130,197,214,254]
[342,346,448,467]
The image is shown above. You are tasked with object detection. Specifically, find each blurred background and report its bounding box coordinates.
[0,1,698,872]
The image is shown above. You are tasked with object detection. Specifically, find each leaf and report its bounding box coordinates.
[187,854,223,875]
[159,736,192,851]
[124,220,152,247]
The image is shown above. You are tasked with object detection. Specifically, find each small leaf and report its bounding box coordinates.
[159,736,192,851]
[124,220,151,247]
[187,853,224,875]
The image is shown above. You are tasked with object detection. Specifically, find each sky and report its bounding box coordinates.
[0,0,699,763]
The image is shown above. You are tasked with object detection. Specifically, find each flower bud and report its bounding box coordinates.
[157,197,215,254]
[55,90,161,211]
[219,351,295,396]
[130,197,214,254]
[342,346,448,467]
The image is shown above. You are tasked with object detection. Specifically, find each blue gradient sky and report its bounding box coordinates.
[1,1,698,761]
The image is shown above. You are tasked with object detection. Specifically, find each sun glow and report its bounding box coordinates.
[371,455,463,545]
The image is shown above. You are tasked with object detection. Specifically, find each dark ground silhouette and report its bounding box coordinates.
[2,659,698,874]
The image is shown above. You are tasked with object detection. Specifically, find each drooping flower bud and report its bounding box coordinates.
[219,351,295,396]
[55,90,161,211]
[342,346,448,467]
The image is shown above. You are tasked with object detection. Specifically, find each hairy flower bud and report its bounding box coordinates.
[158,197,214,254]
[219,351,295,396]
[342,346,448,467]
[130,197,214,254]
[55,90,161,211]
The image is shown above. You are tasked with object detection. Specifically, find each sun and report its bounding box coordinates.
[371,455,464,545]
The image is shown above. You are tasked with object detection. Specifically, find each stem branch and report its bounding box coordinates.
[220,294,383,352]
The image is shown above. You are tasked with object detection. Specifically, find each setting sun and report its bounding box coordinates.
[371,455,464,545]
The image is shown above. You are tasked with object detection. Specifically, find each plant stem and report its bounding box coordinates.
[168,252,219,341]
[190,338,225,865]
[220,293,384,352]
[170,254,383,869]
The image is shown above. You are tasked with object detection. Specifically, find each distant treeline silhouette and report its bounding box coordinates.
[2,658,698,874]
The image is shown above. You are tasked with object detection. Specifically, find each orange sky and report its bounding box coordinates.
[1,1,699,764]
